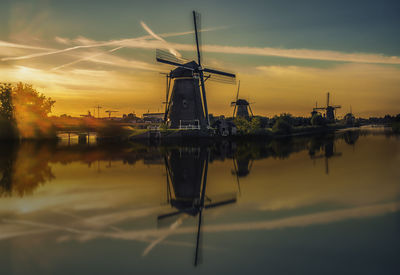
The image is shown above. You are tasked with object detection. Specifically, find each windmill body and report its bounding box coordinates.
[157,11,235,130]
[313,92,341,121]
[167,61,207,129]
[234,99,251,118]
[231,81,253,118]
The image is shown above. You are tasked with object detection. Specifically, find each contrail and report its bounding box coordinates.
[51,46,124,71]
[140,21,182,58]
[1,26,225,62]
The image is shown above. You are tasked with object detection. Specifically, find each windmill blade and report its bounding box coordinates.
[206,74,236,84]
[163,73,172,122]
[194,207,203,266]
[203,67,236,79]
[248,104,254,117]
[156,49,185,65]
[156,49,194,70]
[327,92,330,107]
[236,80,241,101]
[193,11,202,66]
[157,209,185,220]
[204,197,236,209]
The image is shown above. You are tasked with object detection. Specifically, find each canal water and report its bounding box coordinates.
[0,127,399,275]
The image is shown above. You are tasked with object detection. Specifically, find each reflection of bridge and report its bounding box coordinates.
[58,130,95,144]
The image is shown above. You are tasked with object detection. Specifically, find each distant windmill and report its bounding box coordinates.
[231,81,254,118]
[157,11,236,129]
[313,92,341,121]
[105,110,118,119]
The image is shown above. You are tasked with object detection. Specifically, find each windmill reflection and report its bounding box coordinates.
[231,148,254,192]
[309,137,342,174]
[159,146,237,266]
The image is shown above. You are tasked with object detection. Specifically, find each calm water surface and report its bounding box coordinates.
[0,127,399,275]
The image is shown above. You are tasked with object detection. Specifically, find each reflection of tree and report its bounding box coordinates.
[0,142,55,197]
[0,145,15,195]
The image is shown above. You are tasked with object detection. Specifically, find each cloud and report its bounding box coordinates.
[54,36,71,45]
[0,28,200,62]
[0,40,51,51]
[5,37,399,65]
[200,44,400,64]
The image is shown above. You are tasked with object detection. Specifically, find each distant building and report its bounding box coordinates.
[142,112,164,123]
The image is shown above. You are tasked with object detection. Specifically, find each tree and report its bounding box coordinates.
[0,83,18,139]
[272,113,293,134]
[0,83,14,121]
[0,82,56,139]
[311,113,327,126]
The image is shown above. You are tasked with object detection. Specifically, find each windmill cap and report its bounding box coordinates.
[171,61,198,78]
[235,99,250,105]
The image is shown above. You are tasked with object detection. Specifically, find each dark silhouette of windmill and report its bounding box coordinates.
[231,81,254,118]
[157,11,236,129]
[313,92,341,121]
[158,146,236,266]
[309,138,342,174]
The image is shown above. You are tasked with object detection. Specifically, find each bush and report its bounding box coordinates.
[272,113,294,134]
[311,113,326,126]
[234,117,264,135]
[272,118,292,134]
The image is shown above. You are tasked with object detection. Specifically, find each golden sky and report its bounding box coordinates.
[0,0,399,118]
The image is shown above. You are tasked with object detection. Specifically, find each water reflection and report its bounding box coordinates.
[0,128,399,273]
[161,146,236,265]
[0,129,395,198]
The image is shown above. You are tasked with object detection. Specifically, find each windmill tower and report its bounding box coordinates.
[313,92,341,121]
[231,81,254,118]
[157,11,236,130]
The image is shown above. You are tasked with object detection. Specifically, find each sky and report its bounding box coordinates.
[0,0,399,117]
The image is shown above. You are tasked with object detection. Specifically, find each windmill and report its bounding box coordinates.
[105,110,118,119]
[158,146,236,266]
[231,81,254,118]
[157,11,236,130]
[313,92,341,121]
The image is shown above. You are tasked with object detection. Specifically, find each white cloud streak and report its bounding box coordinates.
[0,40,51,51]
[140,21,182,58]
[3,35,400,65]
